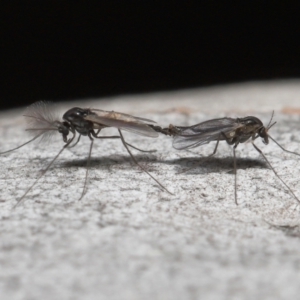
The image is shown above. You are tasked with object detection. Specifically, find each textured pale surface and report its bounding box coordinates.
[1,80,300,300]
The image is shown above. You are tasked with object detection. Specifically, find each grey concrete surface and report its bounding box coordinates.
[1,80,300,300]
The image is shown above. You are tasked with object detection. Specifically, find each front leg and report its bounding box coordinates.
[91,129,120,139]
[221,131,240,205]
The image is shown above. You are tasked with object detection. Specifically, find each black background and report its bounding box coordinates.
[2,2,300,110]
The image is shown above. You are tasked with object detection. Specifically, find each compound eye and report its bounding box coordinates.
[259,127,266,135]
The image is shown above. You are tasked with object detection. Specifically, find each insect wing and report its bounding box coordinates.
[85,109,159,137]
[173,118,240,149]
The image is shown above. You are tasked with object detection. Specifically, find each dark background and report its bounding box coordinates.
[2,2,300,110]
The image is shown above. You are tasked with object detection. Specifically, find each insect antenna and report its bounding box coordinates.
[118,129,173,194]
[1,102,62,154]
[0,101,71,208]
[0,133,45,154]
[266,111,275,129]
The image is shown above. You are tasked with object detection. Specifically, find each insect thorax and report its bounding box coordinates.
[63,107,94,136]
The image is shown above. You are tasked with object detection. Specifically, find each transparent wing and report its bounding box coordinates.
[173,118,241,150]
[85,109,159,138]
[23,101,62,143]
[91,109,156,123]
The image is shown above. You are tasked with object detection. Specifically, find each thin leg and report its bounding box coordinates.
[253,134,260,141]
[233,146,238,205]
[68,134,81,148]
[13,133,76,208]
[118,129,173,195]
[222,132,240,205]
[125,142,156,153]
[91,130,120,140]
[91,130,155,153]
[79,131,122,200]
[252,142,300,204]
[79,134,94,200]
[222,132,241,204]
[178,135,221,174]
[269,135,300,157]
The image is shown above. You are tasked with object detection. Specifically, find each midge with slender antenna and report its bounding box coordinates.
[160,113,300,205]
[0,101,172,208]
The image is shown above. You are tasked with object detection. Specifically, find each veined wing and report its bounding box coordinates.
[84,109,159,138]
[173,117,241,150]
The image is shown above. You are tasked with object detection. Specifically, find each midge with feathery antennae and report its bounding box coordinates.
[0,101,172,208]
[159,113,300,205]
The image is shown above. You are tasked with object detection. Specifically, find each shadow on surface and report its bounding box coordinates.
[60,154,159,169]
[165,156,268,174]
[60,154,268,174]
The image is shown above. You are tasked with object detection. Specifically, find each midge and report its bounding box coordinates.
[0,101,171,208]
[162,114,300,204]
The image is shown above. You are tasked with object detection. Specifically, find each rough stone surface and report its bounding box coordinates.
[1,80,300,300]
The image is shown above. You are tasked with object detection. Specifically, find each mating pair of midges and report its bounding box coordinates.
[1,101,300,208]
